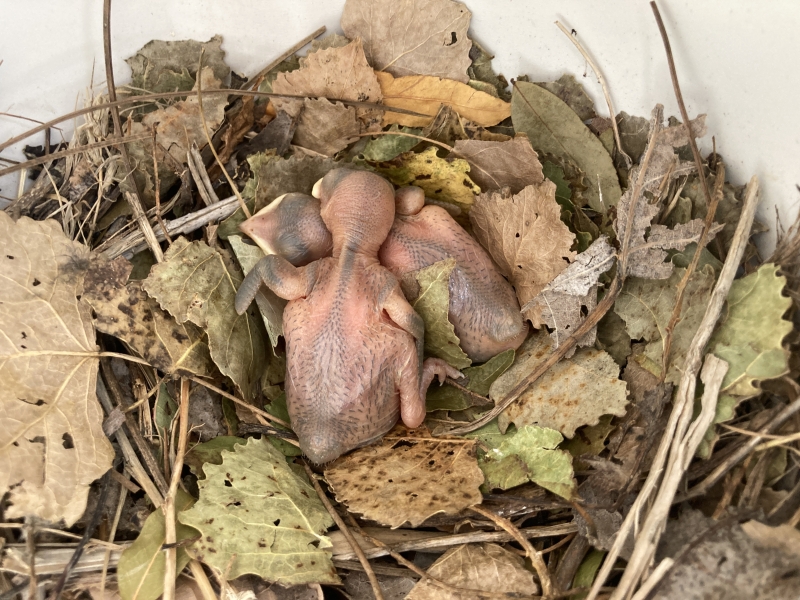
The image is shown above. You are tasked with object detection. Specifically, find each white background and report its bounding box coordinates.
[1,1,797,253]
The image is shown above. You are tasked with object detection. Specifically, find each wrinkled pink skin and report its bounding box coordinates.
[379,186,528,363]
[235,170,459,463]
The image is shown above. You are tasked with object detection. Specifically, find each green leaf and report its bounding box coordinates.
[117,489,199,600]
[479,425,576,499]
[427,350,514,411]
[511,81,621,213]
[178,437,338,584]
[183,436,246,478]
[573,549,606,596]
[264,393,302,457]
[464,419,515,451]
[410,258,471,369]
[362,125,422,161]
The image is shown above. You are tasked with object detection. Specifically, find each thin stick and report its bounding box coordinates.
[163,379,190,600]
[444,378,493,406]
[0,133,150,178]
[245,26,327,89]
[99,482,128,598]
[586,176,759,600]
[302,463,384,600]
[659,162,724,381]
[471,505,552,596]
[555,21,632,168]
[196,51,250,219]
[151,133,172,245]
[26,519,37,600]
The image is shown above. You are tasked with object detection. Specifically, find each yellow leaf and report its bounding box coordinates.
[377,71,511,127]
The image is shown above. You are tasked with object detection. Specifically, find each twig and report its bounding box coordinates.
[102,0,164,262]
[586,176,759,600]
[26,519,37,600]
[51,466,114,600]
[196,51,250,219]
[659,161,724,381]
[471,505,552,596]
[99,479,128,598]
[554,21,632,169]
[302,463,384,600]
[187,144,218,207]
[245,26,327,89]
[151,133,172,245]
[163,379,190,600]
[0,133,150,178]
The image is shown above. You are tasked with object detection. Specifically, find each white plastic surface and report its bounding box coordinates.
[1,1,798,252]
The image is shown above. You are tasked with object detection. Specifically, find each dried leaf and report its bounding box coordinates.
[450,137,544,193]
[377,71,511,128]
[342,0,473,83]
[373,146,479,212]
[523,236,615,346]
[292,98,360,156]
[142,237,267,400]
[0,214,114,525]
[237,111,296,158]
[614,266,717,383]
[467,40,510,100]
[179,437,338,584]
[511,81,621,212]
[406,543,538,599]
[117,489,198,600]
[408,259,471,369]
[228,235,285,347]
[324,426,484,528]
[494,332,629,439]
[478,424,577,499]
[535,74,596,122]
[301,34,351,66]
[125,35,230,96]
[362,125,422,161]
[470,181,576,320]
[83,257,214,376]
[183,436,246,478]
[616,112,650,164]
[272,39,382,131]
[426,349,514,411]
[562,415,616,470]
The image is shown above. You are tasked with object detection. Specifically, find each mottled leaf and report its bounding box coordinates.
[342,0,472,83]
[377,71,511,128]
[179,437,338,584]
[292,98,360,156]
[450,137,544,193]
[511,81,621,212]
[142,238,267,400]
[0,214,114,525]
[494,332,629,439]
[325,426,484,528]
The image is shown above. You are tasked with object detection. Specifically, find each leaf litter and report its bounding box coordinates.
[0,1,797,599]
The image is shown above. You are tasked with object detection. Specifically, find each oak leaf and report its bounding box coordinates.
[342,0,473,83]
[377,71,511,128]
[469,181,575,321]
[142,237,267,400]
[179,437,338,584]
[324,426,483,528]
[83,256,214,376]
[450,137,544,193]
[0,214,114,525]
[407,543,539,599]
[493,332,629,439]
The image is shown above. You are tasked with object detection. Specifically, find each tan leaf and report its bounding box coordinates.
[324,426,484,528]
[450,137,544,193]
[292,98,360,156]
[272,39,382,131]
[83,257,214,377]
[138,67,227,165]
[470,182,576,321]
[406,543,539,599]
[0,214,114,525]
[494,332,629,439]
[142,238,267,400]
[377,71,511,127]
[342,0,473,83]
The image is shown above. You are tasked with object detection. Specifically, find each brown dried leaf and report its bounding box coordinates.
[406,543,538,599]
[0,214,114,525]
[293,98,360,156]
[535,74,597,122]
[377,71,511,128]
[83,257,214,377]
[272,39,382,131]
[341,0,473,83]
[324,426,483,528]
[450,137,544,193]
[470,182,575,321]
[494,332,629,438]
